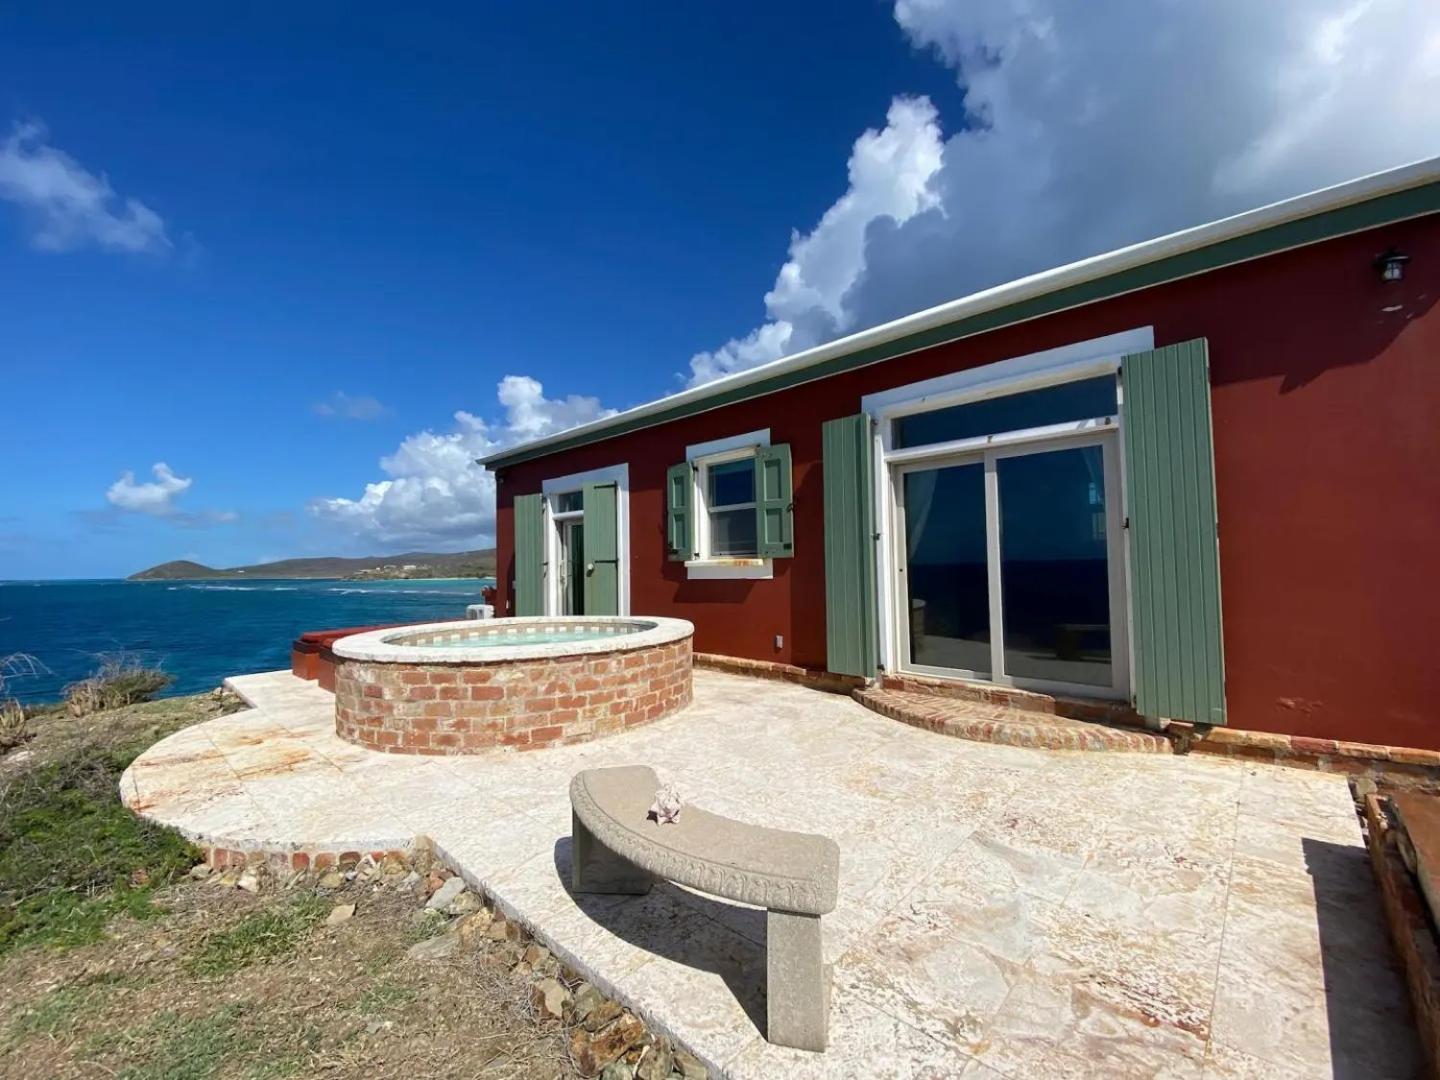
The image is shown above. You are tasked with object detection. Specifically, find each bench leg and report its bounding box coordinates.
[766,909,831,1052]
[570,811,653,895]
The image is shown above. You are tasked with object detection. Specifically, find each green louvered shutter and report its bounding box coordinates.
[822,415,878,678]
[1122,338,1226,725]
[513,493,546,616]
[754,444,794,558]
[665,463,693,561]
[582,481,620,615]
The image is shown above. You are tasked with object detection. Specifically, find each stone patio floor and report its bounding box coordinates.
[123,669,1421,1079]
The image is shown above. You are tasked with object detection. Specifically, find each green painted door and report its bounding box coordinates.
[582,480,620,615]
[822,415,878,678]
[513,493,546,617]
[1121,338,1226,725]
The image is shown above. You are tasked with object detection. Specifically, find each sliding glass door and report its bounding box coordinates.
[894,432,1126,697]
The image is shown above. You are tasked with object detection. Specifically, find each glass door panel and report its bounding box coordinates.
[901,462,991,675]
[996,444,1112,687]
[560,520,585,616]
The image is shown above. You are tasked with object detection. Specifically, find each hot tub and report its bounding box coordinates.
[330,616,694,755]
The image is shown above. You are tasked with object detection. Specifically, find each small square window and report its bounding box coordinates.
[553,491,583,513]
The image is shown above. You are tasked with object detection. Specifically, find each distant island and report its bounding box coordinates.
[128,549,497,582]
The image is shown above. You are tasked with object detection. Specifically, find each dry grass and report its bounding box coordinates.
[63,656,174,718]
[0,702,25,755]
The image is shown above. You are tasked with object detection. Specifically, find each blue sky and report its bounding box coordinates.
[2,2,1435,579]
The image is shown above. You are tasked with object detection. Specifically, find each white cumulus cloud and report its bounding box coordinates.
[107,463,192,515]
[687,96,944,385]
[0,120,171,254]
[688,0,1440,385]
[311,376,616,547]
[103,463,236,527]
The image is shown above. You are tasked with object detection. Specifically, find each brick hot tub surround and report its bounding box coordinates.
[330,617,694,754]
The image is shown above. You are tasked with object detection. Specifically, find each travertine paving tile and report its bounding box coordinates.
[122,667,1420,1079]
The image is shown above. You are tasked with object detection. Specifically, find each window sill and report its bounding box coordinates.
[683,558,773,581]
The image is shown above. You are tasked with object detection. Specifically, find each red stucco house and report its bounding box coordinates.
[482,158,1440,754]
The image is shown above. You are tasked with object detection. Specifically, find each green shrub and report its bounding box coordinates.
[0,736,198,955]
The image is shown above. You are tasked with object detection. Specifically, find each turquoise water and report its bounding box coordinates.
[0,578,494,704]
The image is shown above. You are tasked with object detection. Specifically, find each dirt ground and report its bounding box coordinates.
[0,692,579,1080]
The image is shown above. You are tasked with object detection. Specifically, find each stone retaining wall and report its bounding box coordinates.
[334,638,692,755]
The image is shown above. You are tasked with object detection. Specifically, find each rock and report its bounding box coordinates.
[214,870,240,888]
[634,1044,672,1080]
[187,863,212,880]
[521,942,550,966]
[581,996,624,1033]
[426,877,467,911]
[445,890,482,916]
[531,977,571,1020]
[599,1063,633,1080]
[406,931,460,961]
[400,870,422,893]
[673,1049,707,1079]
[318,871,345,889]
[381,853,408,876]
[1354,776,1378,799]
[325,903,356,926]
[485,916,521,942]
[411,835,437,873]
[456,909,494,945]
[236,872,260,894]
[571,982,602,1023]
[425,870,447,895]
[570,1013,646,1077]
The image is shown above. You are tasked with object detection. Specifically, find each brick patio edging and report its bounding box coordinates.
[692,653,865,695]
[1179,725,1440,792]
[1362,794,1440,1076]
[334,638,693,755]
[202,844,415,874]
[837,664,1440,788]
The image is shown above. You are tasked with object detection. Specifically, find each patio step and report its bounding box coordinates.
[854,686,1173,754]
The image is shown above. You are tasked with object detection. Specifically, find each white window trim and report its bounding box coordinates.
[540,463,630,616]
[683,429,773,580]
[864,327,1152,694]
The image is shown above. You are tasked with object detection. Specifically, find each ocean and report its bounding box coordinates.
[0,577,494,705]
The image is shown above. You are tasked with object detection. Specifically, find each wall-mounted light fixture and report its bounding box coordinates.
[1375,249,1410,283]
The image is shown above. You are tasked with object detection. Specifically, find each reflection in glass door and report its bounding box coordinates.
[559,519,585,616]
[901,462,990,675]
[895,435,1123,695]
[996,444,1112,687]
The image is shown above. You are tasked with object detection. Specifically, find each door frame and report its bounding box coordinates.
[862,326,1152,699]
[541,463,630,617]
[889,430,1129,699]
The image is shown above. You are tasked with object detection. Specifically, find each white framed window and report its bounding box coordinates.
[682,429,773,580]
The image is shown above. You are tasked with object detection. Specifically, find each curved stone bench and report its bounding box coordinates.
[569,765,840,1052]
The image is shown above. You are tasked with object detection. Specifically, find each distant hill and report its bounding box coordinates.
[129,549,497,581]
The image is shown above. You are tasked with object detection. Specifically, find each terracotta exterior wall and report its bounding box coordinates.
[494,216,1440,750]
